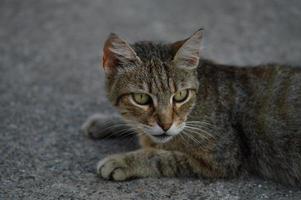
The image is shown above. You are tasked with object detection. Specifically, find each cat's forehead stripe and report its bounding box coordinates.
[146,61,169,94]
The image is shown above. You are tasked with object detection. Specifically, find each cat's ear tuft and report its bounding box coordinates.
[172,29,204,69]
[102,33,142,74]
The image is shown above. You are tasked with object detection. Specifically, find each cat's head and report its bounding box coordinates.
[102,29,203,143]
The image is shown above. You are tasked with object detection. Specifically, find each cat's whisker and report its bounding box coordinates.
[182,130,198,142]
[181,133,194,146]
[185,121,214,128]
[185,122,214,130]
[101,122,132,129]
[121,131,145,147]
[184,126,212,136]
[182,131,206,149]
[186,120,212,125]
[184,125,215,139]
[117,129,138,138]
[183,130,211,142]
[103,125,137,139]
[118,131,136,139]
[185,123,213,129]
[99,124,134,138]
[179,133,192,146]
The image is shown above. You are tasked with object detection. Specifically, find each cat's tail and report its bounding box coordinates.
[81,113,135,139]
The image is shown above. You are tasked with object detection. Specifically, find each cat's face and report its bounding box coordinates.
[102,30,203,143]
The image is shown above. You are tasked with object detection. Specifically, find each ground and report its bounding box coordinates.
[1,0,301,199]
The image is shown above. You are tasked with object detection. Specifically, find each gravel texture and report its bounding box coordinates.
[1,0,301,199]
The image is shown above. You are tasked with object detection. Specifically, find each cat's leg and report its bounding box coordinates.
[97,148,219,181]
[81,113,134,139]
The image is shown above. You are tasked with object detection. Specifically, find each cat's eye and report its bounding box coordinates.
[132,93,151,105]
[173,90,189,103]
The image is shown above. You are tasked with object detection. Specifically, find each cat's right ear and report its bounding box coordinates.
[102,33,142,74]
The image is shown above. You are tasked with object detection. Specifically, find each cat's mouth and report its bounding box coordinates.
[149,133,173,143]
[141,122,185,143]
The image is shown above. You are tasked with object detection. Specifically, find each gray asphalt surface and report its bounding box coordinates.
[1,0,301,199]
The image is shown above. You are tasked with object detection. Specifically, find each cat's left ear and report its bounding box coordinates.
[102,33,142,74]
[171,29,203,69]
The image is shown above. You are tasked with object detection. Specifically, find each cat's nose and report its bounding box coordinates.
[158,122,172,132]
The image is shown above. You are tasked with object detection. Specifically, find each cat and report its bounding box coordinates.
[81,29,301,186]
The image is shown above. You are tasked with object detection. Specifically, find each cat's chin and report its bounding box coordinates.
[148,134,173,143]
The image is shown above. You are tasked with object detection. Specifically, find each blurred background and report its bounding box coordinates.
[1,0,301,199]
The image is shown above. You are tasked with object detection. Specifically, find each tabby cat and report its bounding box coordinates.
[82,29,301,186]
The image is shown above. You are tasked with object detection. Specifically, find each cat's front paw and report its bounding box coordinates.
[97,155,133,181]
